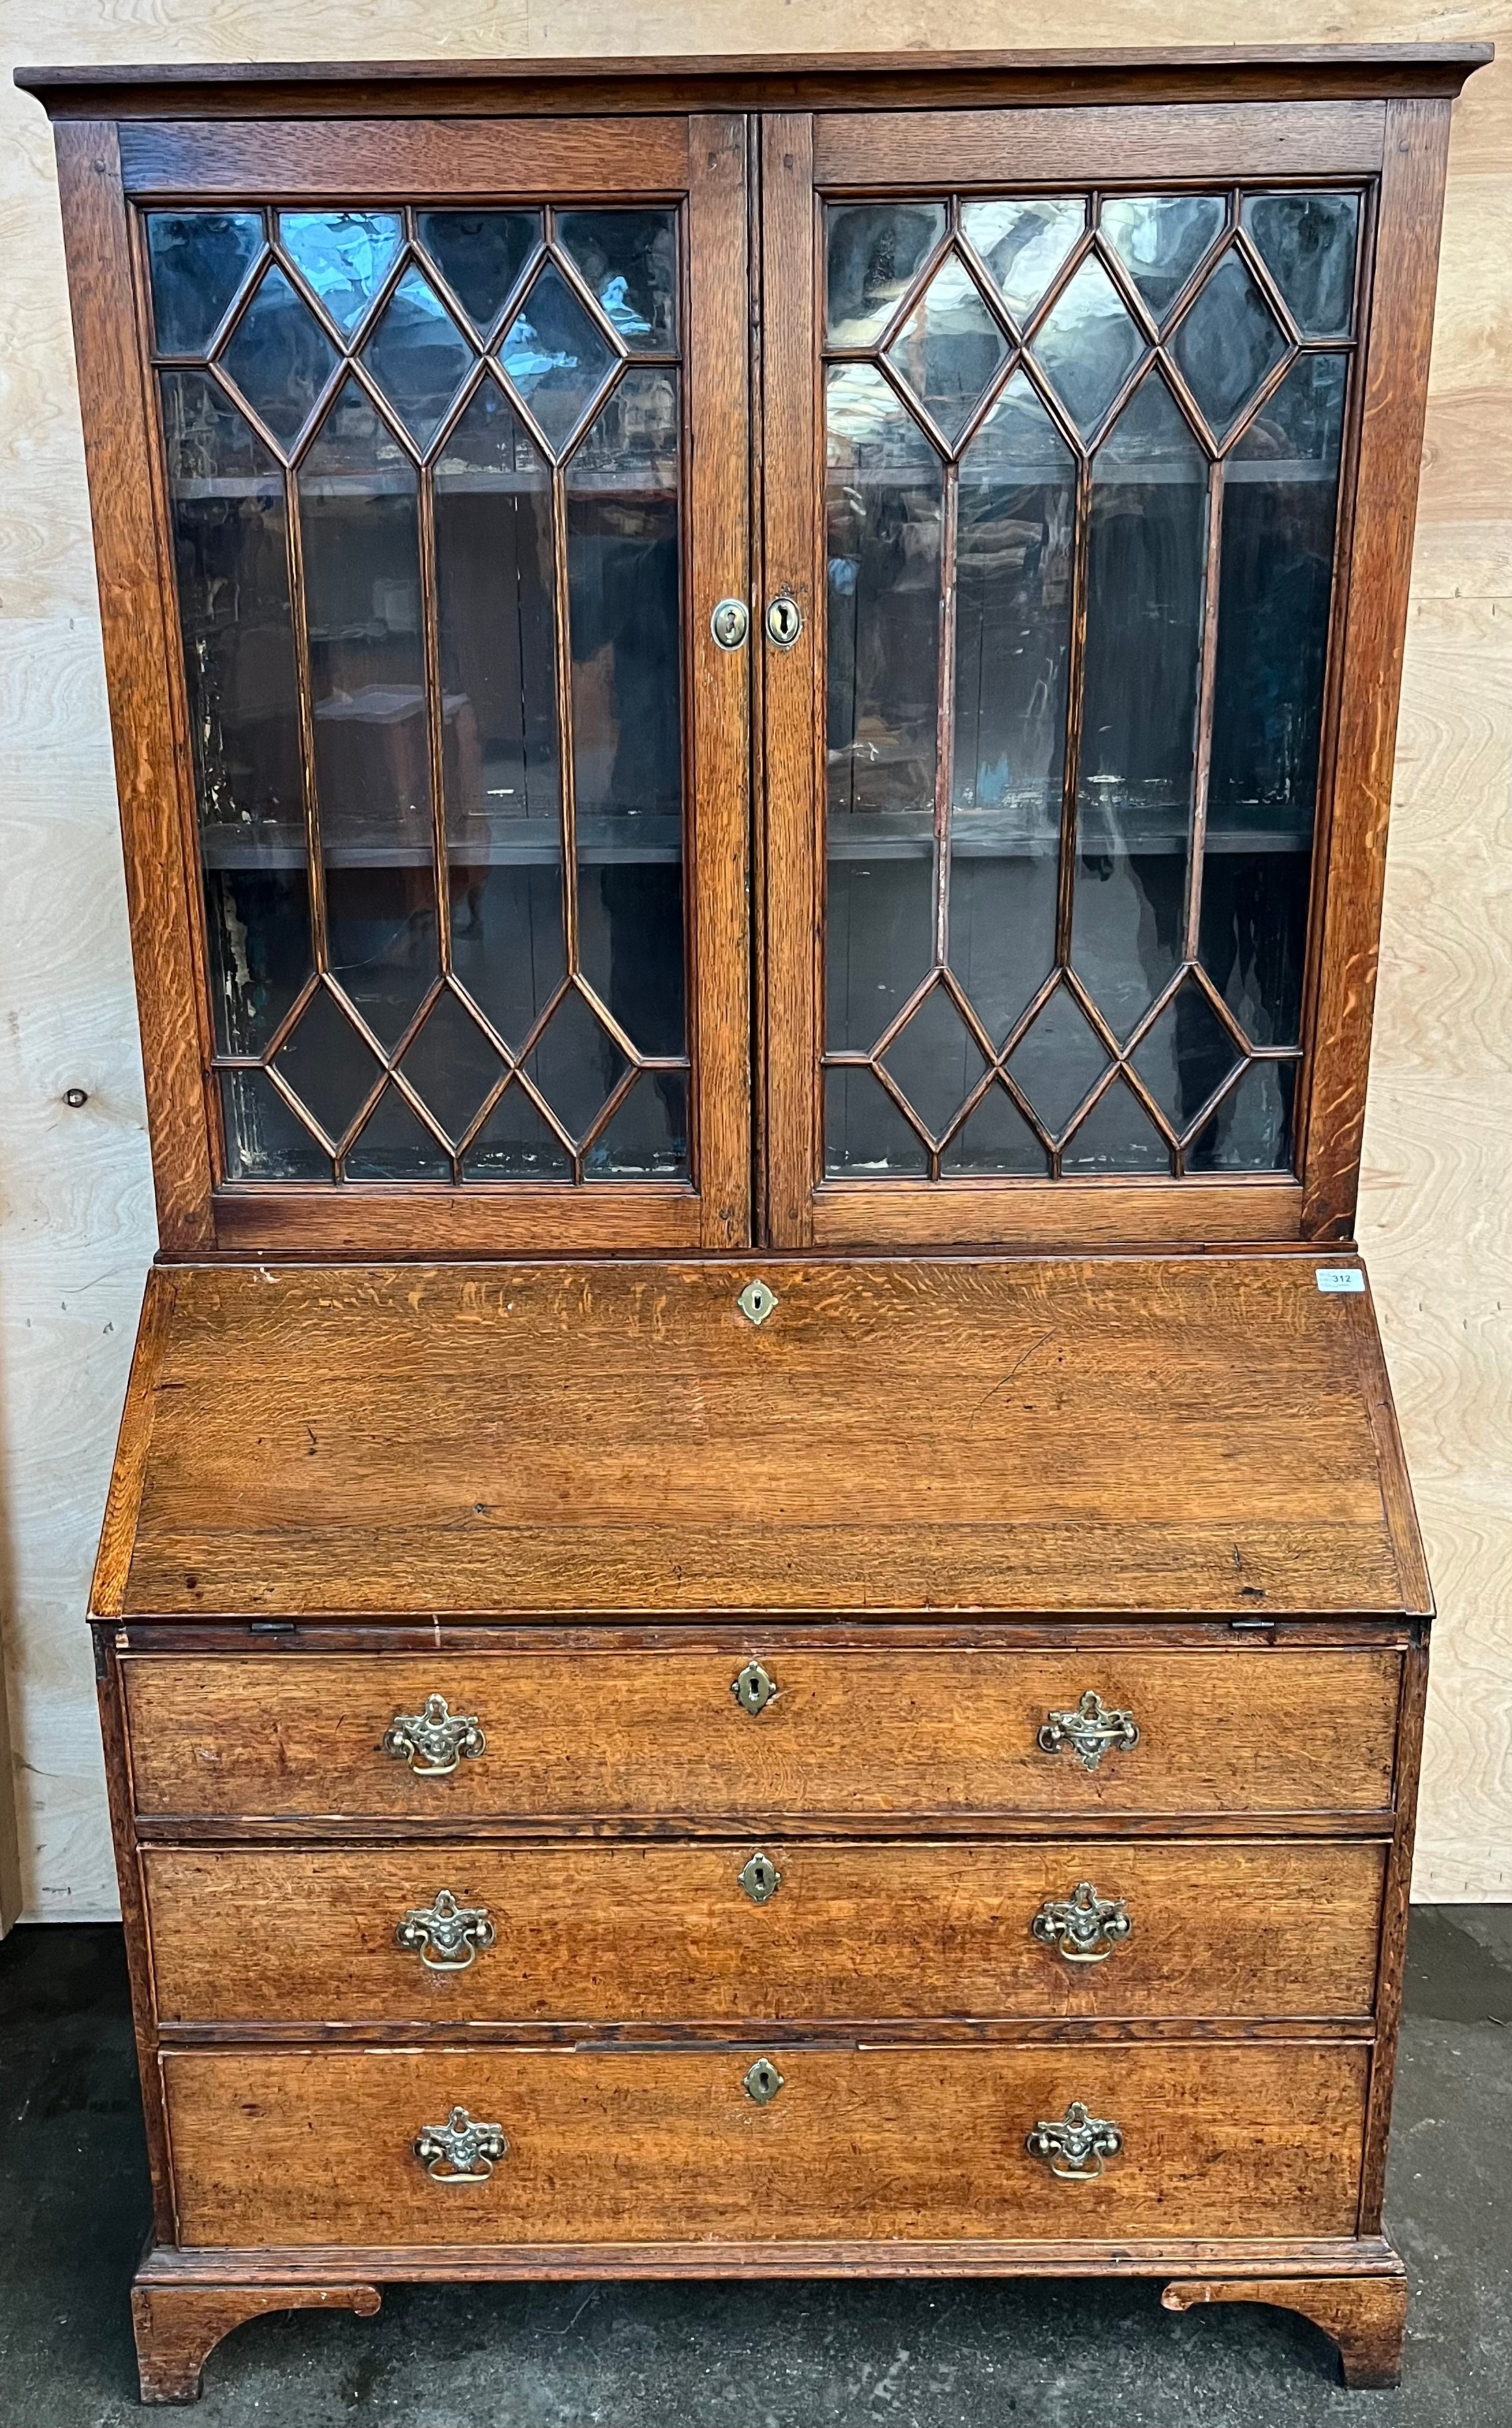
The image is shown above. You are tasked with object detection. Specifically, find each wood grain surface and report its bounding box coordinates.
[141,1839,1387,2027]
[160,2040,1370,2248]
[110,1257,1420,1619]
[120,1646,1403,1820]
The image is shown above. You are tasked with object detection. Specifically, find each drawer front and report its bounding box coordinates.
[144,1840,1387,2026]
[123,1649,1401,1819]
[162,2042,1368,2248]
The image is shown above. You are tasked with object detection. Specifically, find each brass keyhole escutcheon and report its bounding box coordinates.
[736,1278,778,1326]
[731,1659,778,1716]
[710,597,749,651]
[738,1850,782,1905]
[744,2058,785,2106]
[765,591,802,648]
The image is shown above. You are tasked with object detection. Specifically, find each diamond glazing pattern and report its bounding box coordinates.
[823,185,1358,1179]
[148,203,690,1185]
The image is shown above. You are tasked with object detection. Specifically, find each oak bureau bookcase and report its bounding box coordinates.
[16,43,1486,2405]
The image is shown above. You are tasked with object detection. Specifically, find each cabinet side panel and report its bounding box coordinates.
[52,122,213,1251]
[1301,97,1453,1236]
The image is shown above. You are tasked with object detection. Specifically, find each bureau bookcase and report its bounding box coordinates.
[18,43,1486,2403]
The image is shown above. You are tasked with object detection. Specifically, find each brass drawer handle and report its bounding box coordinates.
[731,1659,778,1716]
[1026,2100,1122,2182]
[1031,1881,1131,1964]
[382,1693,486,1777]
[1037,1689,1138,1773]
[413,2105,507,2183]
[396,1889,496,1972]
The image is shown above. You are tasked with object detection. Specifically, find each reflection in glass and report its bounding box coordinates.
[567,369,686,1078]
[464,1081,573,1181]
[1061,1072,1170,1171]
[1004,983,1108,1135]
[434,377,564,1052]
[1129,976,1241,1132]
[941,1080,1047,1174]
[299,379,437,1046]
[1200,353,1346,1050]
[278,212,403,336]
[825,202,947,345]
[220,1068,331,1180]
[345,1082,451,1179]
[825,364,943,1054]
[396,987,507,1145]
[881,984,986,1142]
[962,197,1085,327]
[558,211,678,351]
[591,1067,688,1177]
[524,986,627,1147]
[1170,248,1288,439]
[1243,192,1359,336]
[148,212,263,356]
[360,266,474,449]
[824,1066,928,1176]
[1187,1055,1296,1169]
[221,264,339,449]
[272,983,384,1149]
[1101,194,1224,320]
[885,252,1008,446]
[1072,372,1207,1039]
[501,261,615,456]
[418,211,540,334]
[160,370,310,1059]
[951,371,1074,1046]
[1031,254,1146,438]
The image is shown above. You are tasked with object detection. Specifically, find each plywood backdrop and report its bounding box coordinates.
[0,1,1507,1923]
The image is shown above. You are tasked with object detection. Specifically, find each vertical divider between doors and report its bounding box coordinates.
[758,114,820,1246]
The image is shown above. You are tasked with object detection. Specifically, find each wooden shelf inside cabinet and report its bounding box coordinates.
[21,40,1479,2405]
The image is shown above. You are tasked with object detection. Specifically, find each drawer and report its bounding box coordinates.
[122,1648,1401,1820]
[144,1840,1387,2026]
[161,2042,1368,2248]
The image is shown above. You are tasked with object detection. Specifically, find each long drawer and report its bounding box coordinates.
[122,1649,1401,1820]
[161,2042,1369,2247]
[144,1840,1387,2025]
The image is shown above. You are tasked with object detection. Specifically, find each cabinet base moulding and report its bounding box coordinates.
[131,2282,382,2405]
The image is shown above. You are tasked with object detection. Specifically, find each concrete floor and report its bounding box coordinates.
[0,1908,1506,2427]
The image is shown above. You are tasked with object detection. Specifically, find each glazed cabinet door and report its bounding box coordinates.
[71,116,751,1253]
[758,98,1444,1248]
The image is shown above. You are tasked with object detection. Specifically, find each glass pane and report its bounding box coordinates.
[824,1066,928,1177]
[1186,1056,1296,1170]
[1200,353,1346,1046]
[160,371,311,1058]
[1129,976,1242,1134]
[1003,983,1108,1136]
[591,1068,688,1177]
[1100,194,1224,321]
[524,987,627,1147]
[278,211,403,337]
[1031,254,1146,439]
[1061,1072,1171,1171]
[1170,248,1288,440]
[271,983,384,1149]
[885,252,1009,447]
[880,984,986,1143]
[962,198,1085,328]
[220,263,339,449]
[940,1079,1048,1174]
[500,261,616,457]
[148,211,263,356]
[1242,192,1359,337]
[345,1082,452,1179]
[1072,372,1207,1039]
[464,1081,572,1180]
[360,266,475,450]
[825,364,942,1050]
[567,369,685,1058]
[950,371,1074,1043]
[558,210,678,352]
[396,987,507,1146]
[825,202,946,345]
[219,1067,330,1181]
[299,378,438,1045]
[418,210,540,334]
[434,377,565,1052]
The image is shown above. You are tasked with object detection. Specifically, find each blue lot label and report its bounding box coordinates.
[1315,1267,1366,1294]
